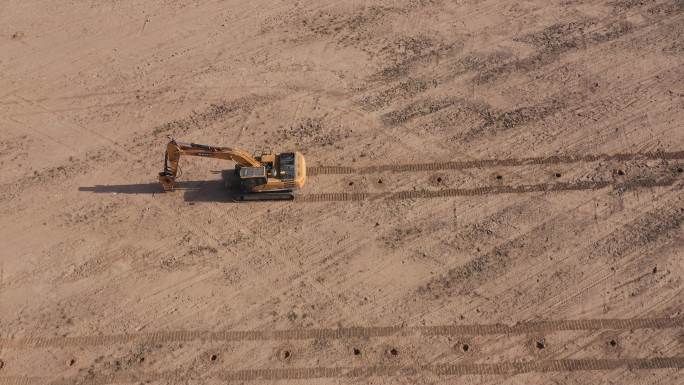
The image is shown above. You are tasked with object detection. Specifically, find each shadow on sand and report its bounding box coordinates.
[79,171,242,202]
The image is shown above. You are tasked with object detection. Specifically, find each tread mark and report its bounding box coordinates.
[307,151,684,175]
[1,357,681,384]
[1,316,681,349]
[295,179,675,202]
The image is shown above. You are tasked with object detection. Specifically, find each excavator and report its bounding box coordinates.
[158,138,306,201]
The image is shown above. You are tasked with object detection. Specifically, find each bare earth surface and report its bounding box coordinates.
[1,0,683,384]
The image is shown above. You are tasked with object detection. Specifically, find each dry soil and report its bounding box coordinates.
[0,0,683,384]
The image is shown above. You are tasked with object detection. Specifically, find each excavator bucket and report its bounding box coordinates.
[158,172,175,191]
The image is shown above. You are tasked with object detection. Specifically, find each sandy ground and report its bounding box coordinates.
[0,0,683,384]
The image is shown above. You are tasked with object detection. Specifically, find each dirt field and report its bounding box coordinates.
[1,0,683,383]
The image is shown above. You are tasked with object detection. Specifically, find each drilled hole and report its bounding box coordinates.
[609,339,617,347]
[555,173,561,178]
[677,167,683,173]
[436,177,442,183]
[496,175,503,180]
[348,181,354,186]
[536,339,545,349]
[462,344,470,352]
[210,354,218,362]
[617,170,625,176]
[653,266,657,274]
[389,348,398,356]
[377,179,383,184]
[353,348,361,356]
[68,358,75,367]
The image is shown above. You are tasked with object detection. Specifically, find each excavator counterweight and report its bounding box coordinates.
[158,139,306,201]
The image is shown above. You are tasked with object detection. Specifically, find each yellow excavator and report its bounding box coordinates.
[158,138,306,201]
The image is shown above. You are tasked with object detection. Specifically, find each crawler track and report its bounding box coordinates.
[1,357,681,385]
[307,151,684,176]
[2,316,681,349]
[218,358,684,380]
[295,178,676,203]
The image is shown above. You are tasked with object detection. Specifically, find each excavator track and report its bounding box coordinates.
[236,191,295,201]
[307,150,684,176]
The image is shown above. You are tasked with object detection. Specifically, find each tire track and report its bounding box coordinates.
[469,0,681,86]
[363,0,680,125]
[417,181,683,314]
[2,357,681,385]
[0,378,40,385]
[216,358,684,380]
[307,150,684,175]
[295,178,676,203]
[1,316,681,350]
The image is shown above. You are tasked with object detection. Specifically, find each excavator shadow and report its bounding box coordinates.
[78,170,245,203]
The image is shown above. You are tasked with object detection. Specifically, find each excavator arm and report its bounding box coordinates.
[158,139,262,191]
